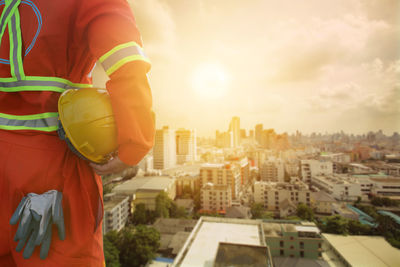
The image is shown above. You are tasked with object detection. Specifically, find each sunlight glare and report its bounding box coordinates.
[191,63,229,99]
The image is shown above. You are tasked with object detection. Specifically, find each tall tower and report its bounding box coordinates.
[229,116,240,147]
[176,128,197,164]
[255,124,263,146]
[153,126,176,169]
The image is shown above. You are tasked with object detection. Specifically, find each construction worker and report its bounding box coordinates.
[0,0,154,266]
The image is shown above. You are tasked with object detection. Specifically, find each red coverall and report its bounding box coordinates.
[0,0,154,266]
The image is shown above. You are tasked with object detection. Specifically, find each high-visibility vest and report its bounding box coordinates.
[0,0,149,133]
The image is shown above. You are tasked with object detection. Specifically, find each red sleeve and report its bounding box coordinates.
[81,0,155,165]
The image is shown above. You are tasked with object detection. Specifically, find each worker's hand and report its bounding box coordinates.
[90,156,130,176]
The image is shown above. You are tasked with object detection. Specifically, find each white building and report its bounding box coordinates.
[260,159,285,183]
[200,163,241,200]
[229,116,240,147]
[176,128,197,164]
[301,160,333,184]
[102,194,130,234]
[200,183,232,213]
[173,217,272,267]
[254,181,311,212]
[138,154,153,172]
[154,126,176,170]
[320,153,350,163]
[352,174,400,197]
[312,174,362,201]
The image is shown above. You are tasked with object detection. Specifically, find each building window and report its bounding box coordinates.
[300,251,304,258]
[318,252,322,257]
[280,249,284,256]
[300,242,304,249]
[290,236,294,240]
[280,241,284,247]
[290,245,294,249]
[318,243,321,248]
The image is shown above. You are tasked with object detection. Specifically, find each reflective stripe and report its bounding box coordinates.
[99,42,150,76]
[0,77,93,92]
[0,0,20,44]
[9,11,24,79]
[0,112,59,132]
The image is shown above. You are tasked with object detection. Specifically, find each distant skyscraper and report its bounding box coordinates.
[216,131,233,148]
[229,116,240,147]
[255,124,263,145]
[240,129,246,139]
[249,130,254,139]
[176,128,197,164]
[154,126,176,169]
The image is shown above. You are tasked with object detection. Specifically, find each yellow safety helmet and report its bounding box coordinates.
[57,88,118,164]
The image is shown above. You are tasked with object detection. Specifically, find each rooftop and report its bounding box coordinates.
[112,176,175,194]
[323,234,400,267]
[214,243,270,267]
[312,191,336,202]
[174,217,267,267]
[103,194,128,212]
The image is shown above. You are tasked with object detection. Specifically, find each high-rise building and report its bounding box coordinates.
[255,124,263,145]
[200,183,232,213]
[215,131,233,148]
[102,194,130,234]
[154,126,176,169]
[176,128,197,164]
[260,159,285,182]
[301,160,333,184]
[249,130,254,139]
[200,163,241,199]
[229,116,240,147]
[254,181,311,212]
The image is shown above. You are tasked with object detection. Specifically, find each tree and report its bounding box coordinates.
[182,185,193,199]
[250,203,273,219]
[348,220,372,235]
[132,203,148,225]
[118,225,160,267]
[155,192,172,218]
[251,203,264,219]
[296,203,314,221]
[193,191,201,212]
[103,236,120,267]
[323,215,349,235]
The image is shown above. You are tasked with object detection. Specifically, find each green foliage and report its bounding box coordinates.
[296,203,314,221]
[104,232,120,267]
[132,203,148,225]
[285,215,301,221]
[182,185,193,199]
[354,204,379,220]
[348,220,372,235]
[322,215,349,235]
[250,203,273,219]
[171,206,188,219]
[193,191,201,212]
[250,203,264,219]
[156,192,172,218]
[112,225,160,267]
[103,184,114,196]
[371,196,399,207]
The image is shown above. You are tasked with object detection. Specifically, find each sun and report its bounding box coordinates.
[191,62,229,99]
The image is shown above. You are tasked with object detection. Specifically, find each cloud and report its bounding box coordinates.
[129,0,177,63]
[122,0,400,135]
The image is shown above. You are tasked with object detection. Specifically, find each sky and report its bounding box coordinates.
[93,0,400,137]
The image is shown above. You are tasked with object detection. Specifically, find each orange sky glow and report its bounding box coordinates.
[93,0,400,137]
